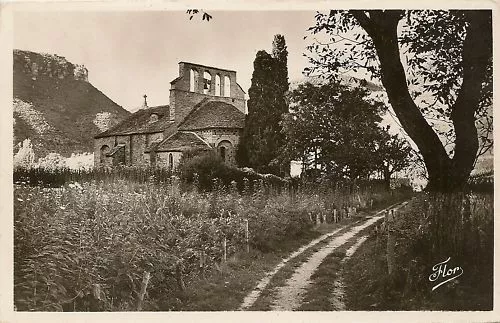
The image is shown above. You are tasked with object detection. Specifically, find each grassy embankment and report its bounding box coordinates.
[331,192,494,311]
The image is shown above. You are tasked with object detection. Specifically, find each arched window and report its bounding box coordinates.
[217,140,233,164]
[215,74,221,96]
[190,69,199,92]
[100,145,110,164]
[203,71,212,95]
[168,153,173,170]
[223,75,231,97]
[219,146,226,162]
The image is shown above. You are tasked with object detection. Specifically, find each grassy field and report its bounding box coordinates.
[14,175,406,311]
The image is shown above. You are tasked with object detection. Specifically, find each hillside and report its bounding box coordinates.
[13,49,130,157]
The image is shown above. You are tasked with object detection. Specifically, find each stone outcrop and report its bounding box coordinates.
[13,49,130,157]
[14,49,89,82]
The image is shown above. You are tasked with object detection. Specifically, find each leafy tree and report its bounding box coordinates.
[306,10,492,192]
[237,35,290,176]
[374,131,412,189]
[282,81,387,180]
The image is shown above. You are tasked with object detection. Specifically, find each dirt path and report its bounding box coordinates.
[239,201,408,311]
[329,235,368,310]
[238,226,347,310]
[270,216,383,310]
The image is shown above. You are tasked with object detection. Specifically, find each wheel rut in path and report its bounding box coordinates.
[239,201,408,311]
[328,234,368,310]
[270,214,384,310]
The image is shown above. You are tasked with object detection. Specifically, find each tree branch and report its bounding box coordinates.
[350,10,375,35]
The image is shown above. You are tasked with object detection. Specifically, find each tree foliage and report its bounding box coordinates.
[305,10,492,191]
[374,131,412,187]
[237,35,290,176]
[282,81,402,180]
[186,9,212,21]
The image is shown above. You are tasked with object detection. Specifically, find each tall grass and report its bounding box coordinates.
[13,166,175,187]
[369,189,494,310]
[14,172,408,311]
[423,192,493,270]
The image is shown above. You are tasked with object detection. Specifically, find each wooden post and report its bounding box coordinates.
[245,219,249,253]
[387,228,395,275]
[137,271,151,311]
[199,250,205,279]
[386,210,395,275]
[316,213,321,226]
[176,261,185,292]
[223,237,227,263]
[322,213,327,224]
[333,209,338,223]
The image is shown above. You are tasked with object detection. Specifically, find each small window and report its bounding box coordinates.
[190,69,199,92]
[168,153,173,170]
[203,71,212,95]
[223,75,231,97]
[215,74,221,96]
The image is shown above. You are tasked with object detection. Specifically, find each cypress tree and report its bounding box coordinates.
[236,35,290,176]
[270,34,290,175]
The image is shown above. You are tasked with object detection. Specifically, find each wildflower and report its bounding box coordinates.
[60,206,66,210]
[17,198,23,202]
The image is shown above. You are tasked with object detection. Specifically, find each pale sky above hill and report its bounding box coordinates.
[14,10,318,110]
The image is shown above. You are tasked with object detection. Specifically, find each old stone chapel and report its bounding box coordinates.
[94,62,246,169]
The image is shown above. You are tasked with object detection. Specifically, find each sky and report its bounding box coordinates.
[14,10,317,110]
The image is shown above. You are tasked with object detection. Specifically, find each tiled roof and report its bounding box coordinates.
[179,100,245,130]
[150,131,211,152]
[94,105,172,138]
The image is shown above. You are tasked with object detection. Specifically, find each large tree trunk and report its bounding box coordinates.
[382,167,391,190]
[351,10,491,192]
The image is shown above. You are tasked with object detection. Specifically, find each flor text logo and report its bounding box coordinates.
[428,257,463,291]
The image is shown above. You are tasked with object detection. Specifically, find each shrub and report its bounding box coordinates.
[177,149,287,192]
[177,150,227,189]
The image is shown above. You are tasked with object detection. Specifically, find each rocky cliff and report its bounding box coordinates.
[13,49,131,158]
[14,49,89,82]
